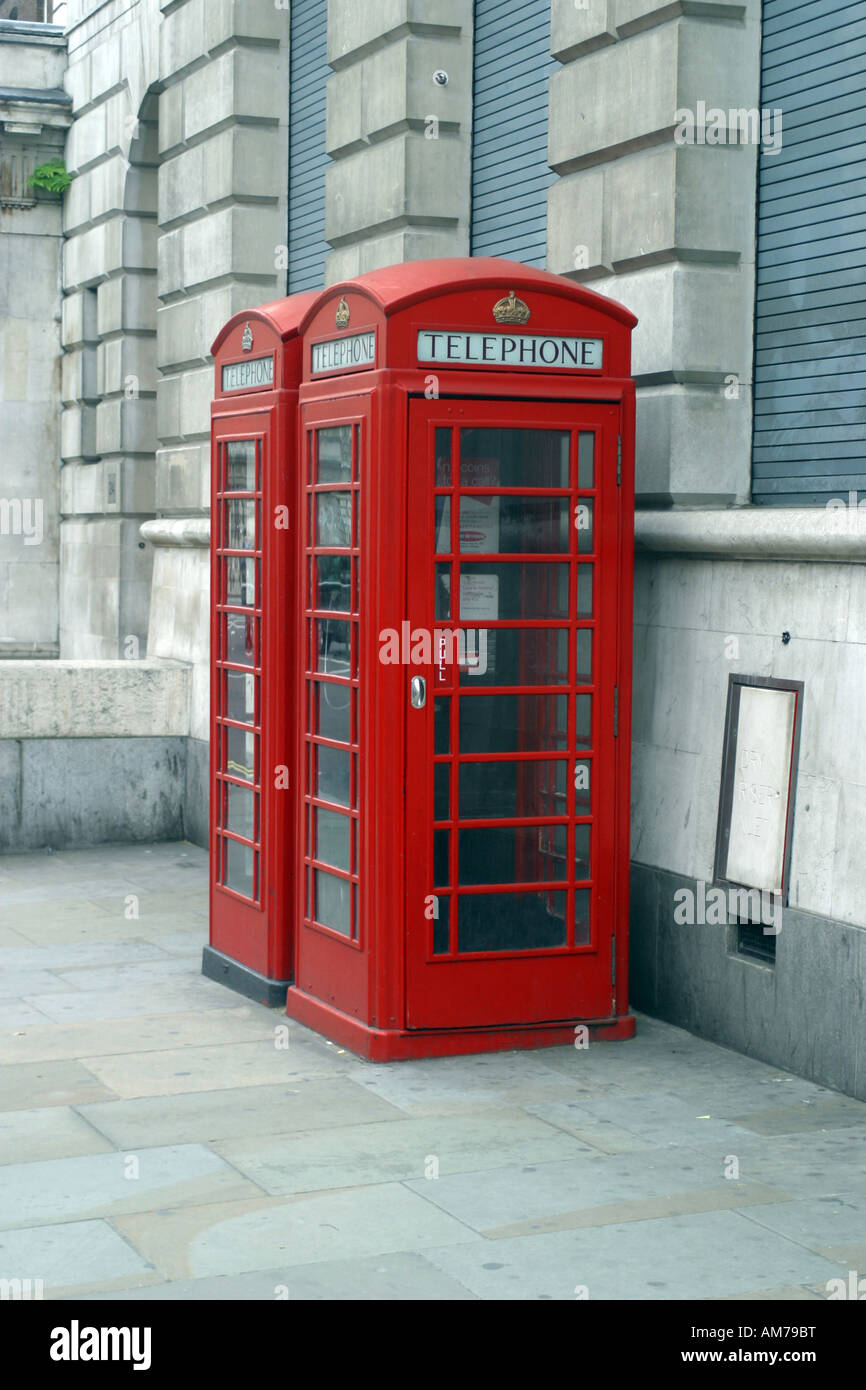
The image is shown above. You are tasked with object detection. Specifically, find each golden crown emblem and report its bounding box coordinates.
[241,322,253,352]
[335,296,350,328]
[492,290,530,325]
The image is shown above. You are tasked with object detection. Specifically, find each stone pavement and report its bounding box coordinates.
[0,841,864,1302]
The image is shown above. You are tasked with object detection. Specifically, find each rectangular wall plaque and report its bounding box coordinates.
[715,676,804,899]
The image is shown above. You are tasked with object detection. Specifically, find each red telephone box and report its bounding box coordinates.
[282,257,638,1058]
[204,291,317,1003]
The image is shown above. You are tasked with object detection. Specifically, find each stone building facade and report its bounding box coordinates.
[0,0,863,1097]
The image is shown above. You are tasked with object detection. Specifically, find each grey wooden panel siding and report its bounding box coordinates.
[288,0,329,293]
[752,0,866,505]
[470,0,557,267]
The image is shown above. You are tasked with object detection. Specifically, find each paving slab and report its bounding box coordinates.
[0,1144,263,1230]
[421,1210,847,1300]
[345,1051,588,1116]
[734,1191,866,1255]
[113,1183,479,1281]
[22,979,239,1023]
[81,1038,347,1099]
[0,1106,116,1164]
[0,1059,116,1111]
[77,1077,406,1148]
[214,1108,594,1195]
[0,1218,157,1296]
[403,1147,791,1234]
[0,998,56,1029]
[78,1252,477,1300]
[0,939,174,973]
[0,1006,275,1065]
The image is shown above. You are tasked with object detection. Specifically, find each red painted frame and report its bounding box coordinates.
[207,294,316,999]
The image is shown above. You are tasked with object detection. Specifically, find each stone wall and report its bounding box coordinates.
[0,17,69,655]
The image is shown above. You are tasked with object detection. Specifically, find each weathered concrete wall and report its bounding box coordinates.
[631,863,866,1102]
[0,734,189,849]
[546,0,761,507]
[0,18,69,654]
[324,0,473,282]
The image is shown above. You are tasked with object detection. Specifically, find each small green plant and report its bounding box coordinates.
[28,159,72,195]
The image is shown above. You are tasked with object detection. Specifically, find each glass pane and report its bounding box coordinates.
[459,497,570,555]
[435,428,451,485]
[576,629,592,684]
[225,839,254,898]
[434,697,450,754]
[578,432,594,488]
[459,825,567,885]
[225,556,256,608]
[435,495,451,553]
[316,618,351,676]
[316,554,351,611]
[434,763,450,821]
[226,783,255,841]
[575,824,591,878]
[226,440,256,492]
[226,499,255,550]
[435,563,451,619]
[317,744,351,807]
[459,694,568,754]
[459,628,567,687]
[317,426,352,484]
[317,492,351,549]
[434,830,450,887]
[315,869,351,935]
[575,758,591,814]
[225,613,256,667]
[315,807,350,871]
[575,887,591,945]
[459,759,566,820]
[226,671,256,725]
[433,894,450,954]
[576,694,592,747]
[457,889,567,952]
[576,499,593,554]
[460,429,569,488]
[577,565,593,618]
[315,680,351,744]
[225,726,256,783]
[459,563,569,620]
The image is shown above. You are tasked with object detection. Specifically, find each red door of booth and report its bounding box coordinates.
[405,398,621,1030]
[211,411,271,968]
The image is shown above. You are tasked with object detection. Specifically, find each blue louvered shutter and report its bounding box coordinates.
[288,0,330,293]
[752,0,866,506]
[471,0,557,267]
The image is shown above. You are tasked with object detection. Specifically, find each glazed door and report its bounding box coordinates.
[405,399,621,1030]
[211,419,268,965]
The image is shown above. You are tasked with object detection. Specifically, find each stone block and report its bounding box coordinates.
[90,30,123,102]
[97,272,158,336]
[546,167,607,277]
[178,367,214,440]
[204,0,287,50]
[326,133,463,244]
[327,0,469,67]
[159,0,207,82]
[551,0,617,61]
[157,298,201,373]
[202,125,284,206]
[155,443,208,512]
[158,82,184,156]
[64,103,106,176]
[182,206,280,291]
[60,404,98,463]
[159,144,205,226]
[157,226,184,298]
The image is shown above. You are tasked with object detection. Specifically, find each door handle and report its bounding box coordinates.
[410,675,426,709]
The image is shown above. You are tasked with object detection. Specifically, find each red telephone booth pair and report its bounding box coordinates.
[204,258,637,1060]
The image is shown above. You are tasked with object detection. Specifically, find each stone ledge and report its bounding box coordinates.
[635,507,866,562]
[0,659,191,738]
[139,517,209,547]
